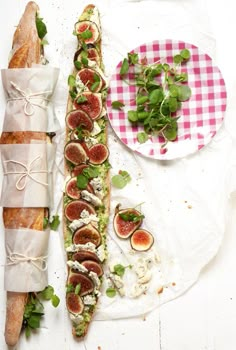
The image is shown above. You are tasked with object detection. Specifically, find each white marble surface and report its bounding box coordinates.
[0,0,236,349]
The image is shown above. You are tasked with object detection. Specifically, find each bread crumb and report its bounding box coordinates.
[98,346,102,350]
[157,286,163,294]
[187,205,192,209]
[172,282,176,286]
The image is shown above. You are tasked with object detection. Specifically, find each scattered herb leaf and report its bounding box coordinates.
[49,215,60,231]
[36,17,47,39]
[112,101,125,110]
[137,131,149,144]
[106,287,117,298]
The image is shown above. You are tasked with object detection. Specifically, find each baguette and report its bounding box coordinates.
[1,2,49,346]
[63,4,110,338]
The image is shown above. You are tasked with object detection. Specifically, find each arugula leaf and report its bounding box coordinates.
[128,52,139,65]
[80,29,93,40]
[68,75,76,87]
[77,174,88,189]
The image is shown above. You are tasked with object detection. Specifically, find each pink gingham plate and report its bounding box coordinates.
[106,40,227,160]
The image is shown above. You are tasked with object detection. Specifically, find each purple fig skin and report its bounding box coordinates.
[72,250,100,263]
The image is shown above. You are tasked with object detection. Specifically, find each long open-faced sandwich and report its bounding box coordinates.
[63,4,110,338]
[1,2,58,346]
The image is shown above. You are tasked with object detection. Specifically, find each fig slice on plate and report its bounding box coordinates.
[66,292,84,315]
[68,272,94,296]
[77,68,103,93]
[74,20,100,44]
[64,141,88,165]
[89,144,109,165]
[130,229,154,252]
[113,208,143,239]
[73,224,101,247]
[65,200,96,222]
[81,260,103,277]
[72,250,100,263]
[66,109,94,131]
[74,46,101,66]
[73,92,103,120]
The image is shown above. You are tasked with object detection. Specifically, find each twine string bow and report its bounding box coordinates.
[4,155,48,191]
[6,252,48,271]
[7,81,52,116]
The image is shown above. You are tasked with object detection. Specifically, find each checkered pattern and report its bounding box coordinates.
[106,40,227,160]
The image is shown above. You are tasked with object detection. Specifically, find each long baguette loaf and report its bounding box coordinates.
[64,4,110,338]
[1,2,49,346]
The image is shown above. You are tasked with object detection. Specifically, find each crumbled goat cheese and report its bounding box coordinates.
[69,210,99,232]
[66,242,96,253]
[130,283,149,298]
[91,121,101,136]
[67,260,88,273]
[81,190,102,207]
[96,244,106,262]
[70,314,84,324]
[90,177,104,199]
[83,295,96,306]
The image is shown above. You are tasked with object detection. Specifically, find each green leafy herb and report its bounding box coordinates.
[112,100,125,110]
[76,95,88,104]
[111,170,131,189]
[113,264,125,277]
[68,75,76,87]
[49,215,60,231]
[75,283,81,295]
[137,131,149,144]
[66,283,75,293]
[69,90,77,100]
[128,52,139,65]
[41,39,49,46]
[80,29,93,40]
[119,49,192,145]
[119,212,145,222]
[77,174,88,189]
[43,217,49,229]
[36,17,47,39]
[74,60,82,70]
[23,285,60,337]
[106,287,117,298]
[120,58,129,76]
[83,166,100,179]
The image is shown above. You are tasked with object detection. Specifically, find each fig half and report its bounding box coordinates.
[81,260,103,277]
[64,141,88,165]
[65,200,96,221]
[68,271,94,296]
[89,143,109,165]
[66,292,84,315]
[73,92,103,120]
[75,20,100,44]
[73,224,101,247]
[113,208,143,239]
[74,46,101,66]
[130,229,154,252]
[72,250,100,263]
[66,109,94,131]
[77,68,103,93]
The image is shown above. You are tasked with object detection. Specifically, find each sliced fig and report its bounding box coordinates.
[68,272,94,296]
[73,224,101,247]
[130,229,154,252]
[64,141,88,165]
[66,292,84,315]
[71,163,89,176]
[81,260,103,277]
[66,109,94,132]
[75,20,100,44]
[73,92,103,120]
[113,208,143,239]
[65,177,81,200]
[65,200,96,221]
[74,47,101,66]
[89,143,109,165]
[77,68,103,93]
[72,250,100,263]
